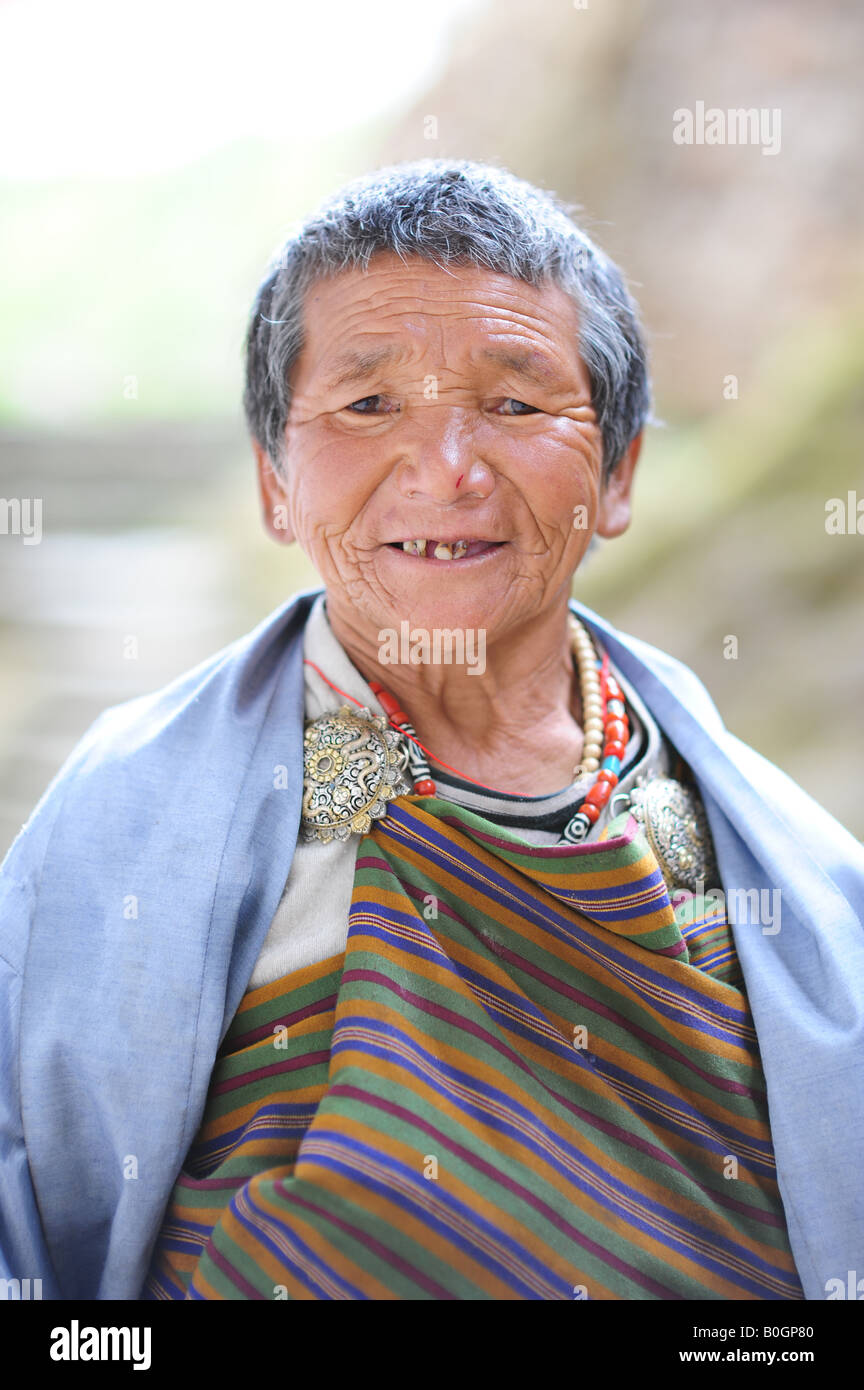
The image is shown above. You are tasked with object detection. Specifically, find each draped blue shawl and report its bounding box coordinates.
[1,587,862,1300]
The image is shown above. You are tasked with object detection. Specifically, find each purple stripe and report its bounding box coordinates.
[554,875,669,907]
[176,1175,245,1192]
[212,1048,332,1096]
[656,940,689,958]
[204,1240,264,1299]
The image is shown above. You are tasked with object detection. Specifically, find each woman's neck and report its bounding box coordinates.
[326,600,588,796]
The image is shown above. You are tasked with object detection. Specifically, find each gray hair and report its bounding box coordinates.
[243,159,651,479]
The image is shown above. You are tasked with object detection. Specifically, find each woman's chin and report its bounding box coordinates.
[376,601,493,640]
[374,542,510,628]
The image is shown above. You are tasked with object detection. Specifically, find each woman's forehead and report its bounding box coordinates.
[305,250,570,313]
[297,255,582,377]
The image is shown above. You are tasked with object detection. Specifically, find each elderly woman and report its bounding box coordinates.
[1,161,862,1304]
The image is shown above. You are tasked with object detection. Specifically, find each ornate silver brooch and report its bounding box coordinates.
[301,705,410,844]
[626,776,719,894]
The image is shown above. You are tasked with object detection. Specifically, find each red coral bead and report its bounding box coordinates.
[603,741,626,760]
[414,778,436,795]
[584,781,612,808]
[376,689,401,715]
[597,769,619,787]
[604,718,628,745]
[581,803,601,824]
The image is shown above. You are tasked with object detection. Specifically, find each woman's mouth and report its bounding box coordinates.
[386,539,503,561]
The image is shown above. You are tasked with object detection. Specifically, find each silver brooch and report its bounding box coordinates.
[301,705,410,844]
[626,776,719,894]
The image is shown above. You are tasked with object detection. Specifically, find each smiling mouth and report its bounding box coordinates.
[386,539,504,561]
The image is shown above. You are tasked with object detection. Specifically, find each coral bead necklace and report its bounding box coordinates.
[306,613,630,846]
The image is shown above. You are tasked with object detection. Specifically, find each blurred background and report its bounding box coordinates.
[1,0,862,856]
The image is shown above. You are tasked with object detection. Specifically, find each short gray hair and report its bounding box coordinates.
[243,159,651,479]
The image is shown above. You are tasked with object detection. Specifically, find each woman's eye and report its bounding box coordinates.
[345,395,387,414]
[498,398,540,415]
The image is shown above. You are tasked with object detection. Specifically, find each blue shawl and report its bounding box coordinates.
[1,587,862,1299]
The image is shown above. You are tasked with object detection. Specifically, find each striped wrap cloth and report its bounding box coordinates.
[144,797,803,1300]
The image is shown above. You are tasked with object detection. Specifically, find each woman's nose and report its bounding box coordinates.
[395,413,493,502]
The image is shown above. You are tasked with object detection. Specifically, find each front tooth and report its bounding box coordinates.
[452,540,468,559]
[434,543,453,560]
[402,539,427,556]
[416,539,427,555]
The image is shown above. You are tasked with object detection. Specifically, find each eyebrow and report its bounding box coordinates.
[322,346,404,391]
[478,348,563,389]
[320,344,566,393]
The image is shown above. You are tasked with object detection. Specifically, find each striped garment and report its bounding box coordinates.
[144,798,802,1300]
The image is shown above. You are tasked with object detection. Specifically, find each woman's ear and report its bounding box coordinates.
[253,439,296,544]
[595,431,642,539]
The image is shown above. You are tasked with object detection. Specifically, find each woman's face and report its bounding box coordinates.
[256,252,640,643]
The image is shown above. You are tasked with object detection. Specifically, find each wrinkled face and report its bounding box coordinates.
[256,252,640,642]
